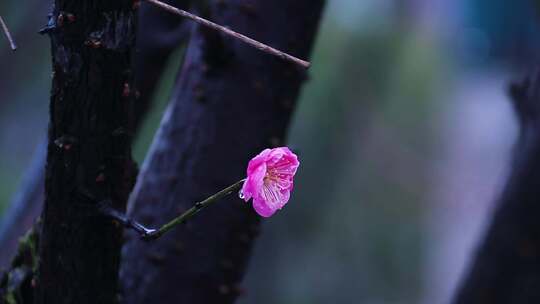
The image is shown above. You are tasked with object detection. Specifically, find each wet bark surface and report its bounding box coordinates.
[119,0,325,303]
[454,71,540,303]
[35,1,137,303]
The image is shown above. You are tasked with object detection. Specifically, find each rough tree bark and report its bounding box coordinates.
[0,0,191,270]
[119,1,325,303]
[453,71,540,303]
[35,1,137,303]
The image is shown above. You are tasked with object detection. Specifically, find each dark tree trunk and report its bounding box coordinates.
[119,1,325,303]
[132,0,192,129]
[454,71,540,303]
[0,0,191,270]
[35,1,137,303]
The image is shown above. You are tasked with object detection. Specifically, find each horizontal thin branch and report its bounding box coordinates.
[100,179,245,240]
[0,15,17,51]
[143,0,310,69]
[146,179,245,239]
[98,200,157,237]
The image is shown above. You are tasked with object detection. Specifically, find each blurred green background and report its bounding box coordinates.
[1,0,539,303]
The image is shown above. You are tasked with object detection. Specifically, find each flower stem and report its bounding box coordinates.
[100,179,245,240]
[145,179,245,240]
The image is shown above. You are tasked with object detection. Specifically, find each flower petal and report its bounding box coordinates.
[247,149,272,172]
[259,182,291,210]
[252,197,277,217]
[267,147,299,175]
[241,162,266,202]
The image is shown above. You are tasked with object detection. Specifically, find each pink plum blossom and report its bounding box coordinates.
[240,147,300,217]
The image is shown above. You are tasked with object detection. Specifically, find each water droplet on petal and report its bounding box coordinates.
[238,190,245,200]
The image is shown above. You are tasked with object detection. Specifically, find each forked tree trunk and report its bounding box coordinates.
[119,1,325,303]
[453,71,540,303]
[36,1,137,303]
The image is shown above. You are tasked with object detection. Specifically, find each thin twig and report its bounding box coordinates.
[143,0,310,69]
[146,179,245,239]
[98,200,157,236]
[100,179,245,240]
[0,16,17,51]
